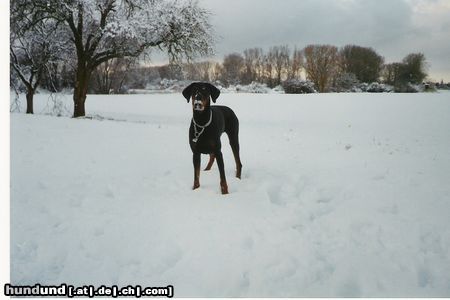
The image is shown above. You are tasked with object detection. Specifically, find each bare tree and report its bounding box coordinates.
[259,46,291,87]
[24,0,214,117]
[91,57,136,94]
[303,44,338,92]
[242,47,263,84]
[184,61,215,82]
[270,45,290,86]
[262,51,275,87]
[382,63,404,86]
[221,53,244,86]
[211,62,223,82]
[289,47,303,80]
[184,62,201,81]
[157,64,183,80]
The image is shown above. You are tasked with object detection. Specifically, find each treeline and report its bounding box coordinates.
[206,44,430,92]
[12,43,438,96]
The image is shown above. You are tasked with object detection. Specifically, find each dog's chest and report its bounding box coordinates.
[189,125,219,154]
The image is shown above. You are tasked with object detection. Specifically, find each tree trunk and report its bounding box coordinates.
[73,67,91,118]
[26,89,34,114]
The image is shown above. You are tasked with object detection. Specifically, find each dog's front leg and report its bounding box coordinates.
[193,152,201,190]
[215,151,229,194]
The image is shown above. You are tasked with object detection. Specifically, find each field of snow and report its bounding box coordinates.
[10,91,450,297]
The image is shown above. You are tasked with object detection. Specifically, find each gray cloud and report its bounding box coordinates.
[199,0,450,81]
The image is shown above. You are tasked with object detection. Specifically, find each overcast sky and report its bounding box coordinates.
[194,0,450,81]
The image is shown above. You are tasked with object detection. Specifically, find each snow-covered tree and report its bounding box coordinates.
[22,0,214,117]
[10,1,68,113]
[282,79,316,94]
[333,72,359,92]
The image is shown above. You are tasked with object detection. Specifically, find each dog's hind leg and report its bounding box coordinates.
[227,132,242,179]
[231,141,242,179]
[204,154,215,171]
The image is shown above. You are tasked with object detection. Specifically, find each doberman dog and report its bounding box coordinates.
[182,82,242,194]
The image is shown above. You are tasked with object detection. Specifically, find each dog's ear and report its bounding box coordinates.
[182,83,196,102]
[206,83,220,103]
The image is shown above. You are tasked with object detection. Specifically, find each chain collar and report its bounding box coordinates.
[192,110,212,143]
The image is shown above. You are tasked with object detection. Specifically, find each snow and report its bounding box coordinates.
[10,91,450,297]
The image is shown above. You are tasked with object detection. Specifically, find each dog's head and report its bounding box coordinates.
[182,82,220,112]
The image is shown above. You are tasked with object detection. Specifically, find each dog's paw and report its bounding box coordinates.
[193,182,200,190]
[220,181,229,194]
[236,165,242,179]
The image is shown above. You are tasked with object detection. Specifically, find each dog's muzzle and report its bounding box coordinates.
[193,99,204,111]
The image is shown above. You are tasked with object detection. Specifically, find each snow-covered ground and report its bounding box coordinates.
[10,91,450,297]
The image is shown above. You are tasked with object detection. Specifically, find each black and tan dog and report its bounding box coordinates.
[182,82,242,194]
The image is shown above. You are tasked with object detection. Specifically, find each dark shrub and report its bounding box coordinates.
[282,79,317,94]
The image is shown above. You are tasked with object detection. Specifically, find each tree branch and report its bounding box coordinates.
[91,40,163,69]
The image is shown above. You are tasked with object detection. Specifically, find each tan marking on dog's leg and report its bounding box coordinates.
[220,180,229,195]
[193,153,201,190]
[204,154,215,171]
